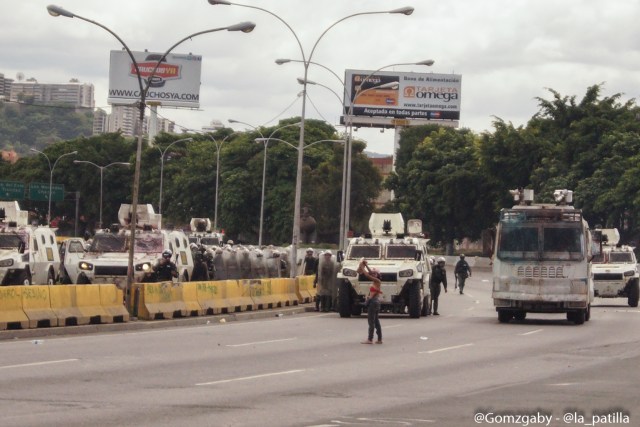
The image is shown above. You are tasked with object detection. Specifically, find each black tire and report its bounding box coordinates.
[338,280,353,318]
[408,281,422,318]
[572,310,585,325]
[182,271,189,283]
[17,270,32,286]
[628,280,639,307]
[77,273,91,285]
[47,269,55,286]
[514,311,526,321]
[421,295,431,316]
[497,310,512,323]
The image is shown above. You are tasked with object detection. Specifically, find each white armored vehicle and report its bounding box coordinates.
[0,201,60,285]
[337,213,431,318]
[60,204,194,288]
[591,228,639,307]
[187,218,223,249]
[492,189,594,324]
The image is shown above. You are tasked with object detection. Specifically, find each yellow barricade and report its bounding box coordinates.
[0,286,28,330]
[99,284,129,323]
[49,285,91,326]
[195,280,226,315]
[271,278,298,307]
[223,280,253,312]
[136,282,189,320]
[242,279,281,310]
[21,285,58,328]
[296,275,316,304]
[181,282,203,317]
[75,284,111,324]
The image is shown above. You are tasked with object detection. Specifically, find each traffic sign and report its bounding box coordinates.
[0,181,25,200]
[29,182,64,202]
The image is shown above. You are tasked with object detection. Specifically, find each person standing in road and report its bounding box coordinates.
[454,254,472,295]
[153,249,179,282]
[302,248,320,311]
[429,257,448,315]
[358,258,383,344]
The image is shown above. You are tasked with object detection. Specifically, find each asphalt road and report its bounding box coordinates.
[1,268,639,427]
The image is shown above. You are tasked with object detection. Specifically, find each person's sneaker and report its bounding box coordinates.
[376,340,383,344]
[361,340,373,344]
[433,312,440,315]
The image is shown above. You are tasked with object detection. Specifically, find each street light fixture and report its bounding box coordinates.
[30,148,77,225]
[206,132,237,232]
[247,122,301,246]
[209,0,414,275]
[47,4,255,309]
[156,137,193,224]
[73,160,130,228]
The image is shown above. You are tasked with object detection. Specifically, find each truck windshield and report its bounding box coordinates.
[0,233,25,250]
[89,234,127,252]
[201,237,220,246]
[347,244,382,259]
[497,225,584,261]
[386,245,417,259]
[134,234,164,253]
[609,252,635,263]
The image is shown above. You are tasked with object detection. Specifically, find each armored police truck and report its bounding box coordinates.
[492,189,594,324]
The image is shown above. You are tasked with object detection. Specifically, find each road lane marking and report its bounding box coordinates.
[385,324,404,329]
[419,343,473,354]
[520,329,543,336]
[196,369,305,386]
[0,359,79,370]
[226,337,297,347]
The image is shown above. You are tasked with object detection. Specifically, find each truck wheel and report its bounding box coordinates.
[408,281,422,318]
[47,269,55,285]
[338,281,353,318]
[77,273,91,285]
[572,310,585,325]
[17,270,32,286]
[497,310,512,323]
[514,311,526,321]
[627,280,639,307]
[421,295,431,316]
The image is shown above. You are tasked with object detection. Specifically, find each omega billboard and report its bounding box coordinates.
[343,69,461,121]
[108,50,202,108]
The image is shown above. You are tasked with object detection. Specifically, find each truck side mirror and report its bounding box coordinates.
[337,250,344,263]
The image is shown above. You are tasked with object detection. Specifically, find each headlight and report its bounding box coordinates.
[0,259,14,267]
[399,269,414,277]
[79,261,93,271]
[136,262,153,272]
[342,268,357,277]
[624,270,636,277]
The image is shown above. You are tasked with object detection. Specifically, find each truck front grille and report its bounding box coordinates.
[358,272,398,282]
[95,266,128,276]
[516,265,564,279]
[593,273,623,281]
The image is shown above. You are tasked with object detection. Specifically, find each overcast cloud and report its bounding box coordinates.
[2,0,640,154]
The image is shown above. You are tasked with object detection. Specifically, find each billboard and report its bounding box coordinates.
[344,69,461,121]
[108,50,202,108]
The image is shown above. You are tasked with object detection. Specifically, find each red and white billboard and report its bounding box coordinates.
[344,69,461,121]
[108,50,202,108]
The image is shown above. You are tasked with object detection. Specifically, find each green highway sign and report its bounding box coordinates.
[0,181,25,200]
[29,182,64,202]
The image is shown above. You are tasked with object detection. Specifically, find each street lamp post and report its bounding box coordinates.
[30,148,77,225]
[73,160,131,228]
[207,132,237,232]
[156,137,193,224]
[209,0,415,276]
[47,4,255,310]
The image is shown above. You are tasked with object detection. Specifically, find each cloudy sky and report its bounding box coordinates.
[3,0,640,154]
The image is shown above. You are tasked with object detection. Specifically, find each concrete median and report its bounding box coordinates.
[49,285,91,326]
[99,284,129,323]
[21,285,58,328]
[296,275,316,304]
[0,286,29,330]
[223,280,254,312]
[195,280,226,315]
[135,282,188,320]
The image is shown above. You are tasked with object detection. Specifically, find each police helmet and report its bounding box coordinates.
[162,249,173,259]
[460,254,465,259]
[437,256,446,264]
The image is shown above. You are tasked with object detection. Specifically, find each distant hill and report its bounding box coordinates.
[0,101,93,155]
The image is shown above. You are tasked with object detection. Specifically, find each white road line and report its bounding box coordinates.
[196,369,305,386]
[226,337,297,347]
[520,329,543,336]
[419,343,473,354]
[0,358,79,370]
[385,324,404,329]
